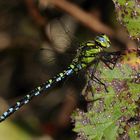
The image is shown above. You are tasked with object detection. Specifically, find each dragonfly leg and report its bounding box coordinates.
[101,51,121,70]
[88,70,108,92]
[86,59,108,92]
[91,75,108,92]
[101,59,116,70]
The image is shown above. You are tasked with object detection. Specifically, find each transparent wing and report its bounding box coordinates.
[39,15,80,67]
[45,15,78,53]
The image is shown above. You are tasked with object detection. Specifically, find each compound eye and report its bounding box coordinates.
[98,37,106,43]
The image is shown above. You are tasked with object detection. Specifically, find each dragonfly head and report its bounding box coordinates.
[95,34,111,49]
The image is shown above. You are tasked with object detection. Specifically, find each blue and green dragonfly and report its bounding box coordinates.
[0,34,120,123]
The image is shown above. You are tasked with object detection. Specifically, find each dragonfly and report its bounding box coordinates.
[0,34,120,123]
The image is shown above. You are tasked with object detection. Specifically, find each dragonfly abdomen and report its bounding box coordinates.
[0,63,83,122]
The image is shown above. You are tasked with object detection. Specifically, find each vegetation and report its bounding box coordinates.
[0,0,139,140]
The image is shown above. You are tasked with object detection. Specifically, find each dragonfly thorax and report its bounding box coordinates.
[71,42,100,69]
[72,34,111,69]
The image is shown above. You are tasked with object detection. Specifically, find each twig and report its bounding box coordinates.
[47,0,115,36]
[25,0,47,27]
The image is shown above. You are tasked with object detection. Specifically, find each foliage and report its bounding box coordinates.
[72,52,140,140]
[112,0,140,41]
[0,121,31,140]
[72,0,140,139]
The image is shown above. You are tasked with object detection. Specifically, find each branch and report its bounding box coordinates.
[25,0,47,27]
[48,0,115,36]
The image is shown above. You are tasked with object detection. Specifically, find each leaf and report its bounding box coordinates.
[112,0,140,41]
[104,123,119,140]
[0,121,31,140]
[73,51,140,140]
[128,125,140,140]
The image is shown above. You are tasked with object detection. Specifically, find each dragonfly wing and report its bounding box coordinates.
[46,16,78,53]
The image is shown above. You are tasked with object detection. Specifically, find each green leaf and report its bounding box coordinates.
[0,121,31,140]
[73,52,140,140]
[104,123,119,140]
[112,0,140,40]
[128,125,140,140]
